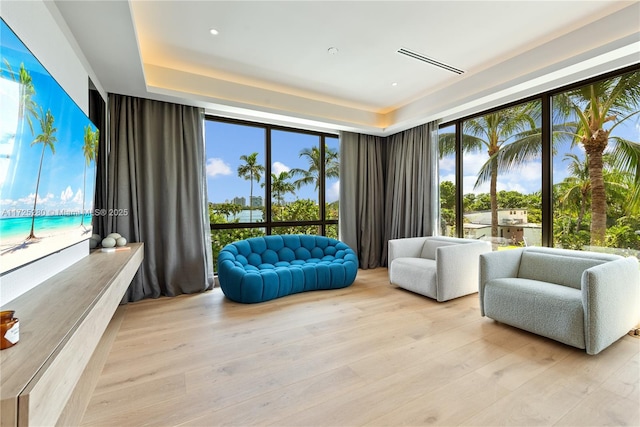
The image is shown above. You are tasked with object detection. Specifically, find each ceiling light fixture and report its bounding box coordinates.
[397,47,464,75]
[391,82,398,87]
[327,47,339,55]
[209,28,219,36]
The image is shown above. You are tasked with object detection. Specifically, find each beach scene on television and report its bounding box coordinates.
[0,19,98,275]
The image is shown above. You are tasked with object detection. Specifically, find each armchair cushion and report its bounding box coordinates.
[483,278,584,349]
[389,258,437,297]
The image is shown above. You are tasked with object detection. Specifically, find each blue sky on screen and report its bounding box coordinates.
[205,120,340,204]
[0,19,97,215]
[439,118,640,196]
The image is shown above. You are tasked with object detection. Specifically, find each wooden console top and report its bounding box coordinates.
[0,243,144,426]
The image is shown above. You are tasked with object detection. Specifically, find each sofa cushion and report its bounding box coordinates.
[390,257,437,298]
[517,252,606,289]
[483,277,585,349]
[420,239,458,260]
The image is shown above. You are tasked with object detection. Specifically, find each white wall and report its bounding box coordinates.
[1,1,101,304]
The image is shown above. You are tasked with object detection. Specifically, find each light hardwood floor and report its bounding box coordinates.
[81,268,640,426]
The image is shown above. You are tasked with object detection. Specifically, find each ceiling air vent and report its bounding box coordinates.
[397,47,465,75]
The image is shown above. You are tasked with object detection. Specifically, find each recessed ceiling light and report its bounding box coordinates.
[210,28,219,36]
[391,82,398,87]
[327,47,339,55]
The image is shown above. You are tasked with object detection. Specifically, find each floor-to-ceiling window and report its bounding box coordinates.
[551,69,640,255]
[324,136,340,239]
[205,117,339,271]
[438,123,457,237]
[460,100,543,248]
[439,65,639,254]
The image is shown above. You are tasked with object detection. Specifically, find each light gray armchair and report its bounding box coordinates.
[388,236,491,302]
[479,247,640,355]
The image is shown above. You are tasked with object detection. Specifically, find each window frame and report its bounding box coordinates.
[205,115,339,236]
[439,63,640,247]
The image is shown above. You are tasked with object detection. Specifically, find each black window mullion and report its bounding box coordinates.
[319,135,326,235]
[265,126,272,235]
[541,94,553,247]
[455,121,463,238]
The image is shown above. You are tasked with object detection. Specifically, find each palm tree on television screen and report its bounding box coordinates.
[3,61,38,135]
[27,108,57,240]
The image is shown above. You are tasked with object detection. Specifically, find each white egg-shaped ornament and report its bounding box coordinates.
[101,237,116,248]
[107,232,121,240]
[91,233,101,241]
[89,238,99,249]
[116,237,127,247]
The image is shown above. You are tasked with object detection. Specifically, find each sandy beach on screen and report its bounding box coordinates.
[0,225,92,273]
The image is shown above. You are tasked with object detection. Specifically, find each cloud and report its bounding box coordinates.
[272,161,290,175]
[439,156,456,173]
[60,186,74,202]
[19,192,54,205]
[327,180,339,203]
[206,158,232,177]
[73,188,84,204]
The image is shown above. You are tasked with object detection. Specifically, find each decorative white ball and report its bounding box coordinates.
[116,237,127,247]
[101,237,116,248]
[91,233,101,241]
[107,232,121,240]
[89,238,99,249]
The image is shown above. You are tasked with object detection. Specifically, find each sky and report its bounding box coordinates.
[439,116,640,196]
[0,19,97,216]
[205,120,339,205]
[206,109,639,208]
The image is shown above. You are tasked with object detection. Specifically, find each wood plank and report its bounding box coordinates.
[79,267,640,427]
[55,305,127,427]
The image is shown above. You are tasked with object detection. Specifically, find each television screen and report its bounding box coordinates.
[0,18,98,275]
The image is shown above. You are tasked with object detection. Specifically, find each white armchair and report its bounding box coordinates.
[388,236,491,302]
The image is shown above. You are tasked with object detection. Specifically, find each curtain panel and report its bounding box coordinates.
[340,122,439,268]
[107,94,213,303]
[339,132,387,269]
[382,122,439,263]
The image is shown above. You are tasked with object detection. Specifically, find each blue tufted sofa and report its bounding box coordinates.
[217,235,359,303]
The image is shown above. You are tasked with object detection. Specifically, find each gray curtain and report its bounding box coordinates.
[339,122,439,268]
[382,122,440,262]
[107,94,214,302]
[339,132,387,269]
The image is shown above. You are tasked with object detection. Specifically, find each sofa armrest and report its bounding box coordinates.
[436,241,491,301]
[478,248,524,315]
[582,256,640,355]
[388,237,428,280]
